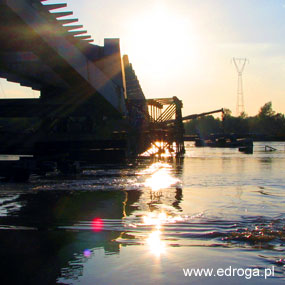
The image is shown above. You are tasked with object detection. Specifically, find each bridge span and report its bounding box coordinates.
[0,0,190,164]
[0,1,222,180]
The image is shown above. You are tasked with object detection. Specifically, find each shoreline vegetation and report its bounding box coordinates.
[0,102,284,142]
[184,102,285,141]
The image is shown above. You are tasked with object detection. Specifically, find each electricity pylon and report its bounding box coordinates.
[233,58,248,116]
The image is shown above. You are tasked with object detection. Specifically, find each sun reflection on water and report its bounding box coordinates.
[143,212,183,229]
[118,161,184,257]
[147,230,166,257]
[138,162,182,256]
[143,162,180,191]
[141,211,184,257]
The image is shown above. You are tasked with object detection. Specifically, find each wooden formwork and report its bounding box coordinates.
[142,97,185,157]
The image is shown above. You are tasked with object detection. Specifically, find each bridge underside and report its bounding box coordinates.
[0,1,186,164]
[0,0,131,161]
[0,0,128,111]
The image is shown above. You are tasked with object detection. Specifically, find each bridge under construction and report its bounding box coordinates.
[0,0,223,179]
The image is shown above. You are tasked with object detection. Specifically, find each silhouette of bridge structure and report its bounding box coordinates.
[0,0,187,168]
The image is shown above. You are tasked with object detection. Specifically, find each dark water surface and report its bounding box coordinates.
[0,142,284,284]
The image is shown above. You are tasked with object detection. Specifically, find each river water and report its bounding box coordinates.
[0,142,284,284]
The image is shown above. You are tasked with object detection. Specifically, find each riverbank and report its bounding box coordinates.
[0,142,284,284]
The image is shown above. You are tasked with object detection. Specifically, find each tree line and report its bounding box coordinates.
[184,102,285,140]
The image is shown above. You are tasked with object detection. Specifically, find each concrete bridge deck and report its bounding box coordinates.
[0,0,126,116]
[0,0,187,167]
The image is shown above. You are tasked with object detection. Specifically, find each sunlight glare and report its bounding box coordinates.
[144,163,180,191]
[143,211,183,230]
[140,141,174,157]
[147,230,166,257]
[126,3,199,79]
[142,211,183,257]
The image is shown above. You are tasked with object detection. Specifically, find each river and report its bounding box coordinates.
[0,142,284,284]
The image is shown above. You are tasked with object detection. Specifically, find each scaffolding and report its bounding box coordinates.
[143,97,185,157]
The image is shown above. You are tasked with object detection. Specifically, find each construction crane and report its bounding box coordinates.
[164,108,224,124]
[182,108,224,122]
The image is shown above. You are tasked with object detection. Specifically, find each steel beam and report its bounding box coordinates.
[43,3,67,10]
[4,0,127,115]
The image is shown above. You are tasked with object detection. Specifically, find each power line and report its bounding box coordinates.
[233,57,248,116]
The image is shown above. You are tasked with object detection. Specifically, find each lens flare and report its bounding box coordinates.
[83,249,92,258]
[92,218,103,232]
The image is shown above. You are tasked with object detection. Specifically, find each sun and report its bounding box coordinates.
[125,3,199,81]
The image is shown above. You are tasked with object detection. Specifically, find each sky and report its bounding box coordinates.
[1,0,285,117]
